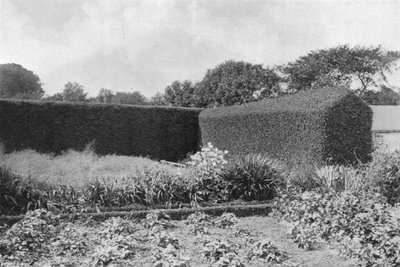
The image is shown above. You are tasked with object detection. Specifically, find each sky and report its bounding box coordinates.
[2,0,400,97]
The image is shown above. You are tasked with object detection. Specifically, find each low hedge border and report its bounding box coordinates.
[0,203,273,225]
[84,200,273,213]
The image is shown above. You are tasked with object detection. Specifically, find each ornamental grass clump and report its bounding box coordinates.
[313,165,366,192]
[221,154,286,201]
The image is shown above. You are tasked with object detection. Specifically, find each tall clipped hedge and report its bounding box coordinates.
[199,87,373,166]
[0,100,203,161]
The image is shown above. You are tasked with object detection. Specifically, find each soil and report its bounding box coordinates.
[0,214,356,267]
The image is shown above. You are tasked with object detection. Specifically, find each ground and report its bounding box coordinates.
[0,212,356,267]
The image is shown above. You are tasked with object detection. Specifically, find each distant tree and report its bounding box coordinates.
[42,93,63,102]
[361,85,400,105]
[0,63,44,99]
[164,80,196,107]
[148,92,168,106]
[97,88,114,103]
[283,45,400,94]
[111,91,147,105]
[194,60,281,107]
[62,82,87,102]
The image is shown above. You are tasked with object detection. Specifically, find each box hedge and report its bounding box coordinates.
[199,87,373,166]
[0,100,203,161]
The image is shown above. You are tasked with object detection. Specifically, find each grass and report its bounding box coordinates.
[0,147,179,189]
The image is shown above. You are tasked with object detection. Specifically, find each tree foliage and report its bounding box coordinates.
[148,92,168,106]
[361,85,400,105]
[164,80,196,107]
[194,60,281,108]
[0,63,44,100]
[283,45,400,94]
[97,88,114,103]
[111,91,147,105]
[62,82,87,102]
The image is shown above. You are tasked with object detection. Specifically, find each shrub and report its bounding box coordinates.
[0,99,202,162]
[199,86,373,167]
[0,166,48,215]
[366,149,400,205]
[274,189,400,266]
[186,143,230,203]
[221,154,286,201]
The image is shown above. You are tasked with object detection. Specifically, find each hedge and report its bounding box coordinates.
[0,203,273,225]
[199,87,373,166]
[0,100,203,161]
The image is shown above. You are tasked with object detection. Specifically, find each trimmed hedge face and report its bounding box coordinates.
[199,87,373,166]
[0,100,203,161]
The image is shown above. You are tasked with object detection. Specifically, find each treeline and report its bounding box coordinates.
[2,45,400,107]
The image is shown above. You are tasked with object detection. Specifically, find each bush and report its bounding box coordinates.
[199,86,373,167]
[274,189,400,266]
[0,166,48,215]
[366,149,400,205]
[221,154,286,201]
[0,99,202,162]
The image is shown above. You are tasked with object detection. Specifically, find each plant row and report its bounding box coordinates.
[0,143,286,215]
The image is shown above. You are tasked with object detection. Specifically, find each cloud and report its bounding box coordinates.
[2,0,400,97]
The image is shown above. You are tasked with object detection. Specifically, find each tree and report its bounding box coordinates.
[97,88,114,103]
[283,45,400,94]
[148,92,168,106]
[194,60,281,107]
[360,85,400,105]
[62,82,87,102]
[111,91,147,105]
[0,63,44,99]
[42,93,63,102]
[164,80,196,107]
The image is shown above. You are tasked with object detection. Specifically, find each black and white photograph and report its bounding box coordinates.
[1,0,400,266]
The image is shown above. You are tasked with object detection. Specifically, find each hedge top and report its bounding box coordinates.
[200,86,359,118]
[0,98,204,113]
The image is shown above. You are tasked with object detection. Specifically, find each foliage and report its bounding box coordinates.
[111,91,148,105]
[194,60,281,107]
[203,239,239,263]
[61,82,88,102]
[164,80,196,107]
[283,45,400,94]
[186,143,230,203]
[366,149,400,205]
[313,164,367,192]
[361,85,400,105]
[0,166,48,215]
[0,209,60,263]
[96,88,114,104]
[0,63,44,100]
[247,238,287,263]
[222,154,286,201]
[274,188,400,266]
[200,86,373,167]
[187,142,228,179]
[148,92,168,106]
[0,99,202,161]
[185,211,212,235]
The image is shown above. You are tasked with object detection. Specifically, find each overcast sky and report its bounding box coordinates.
[2,0,400,97]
